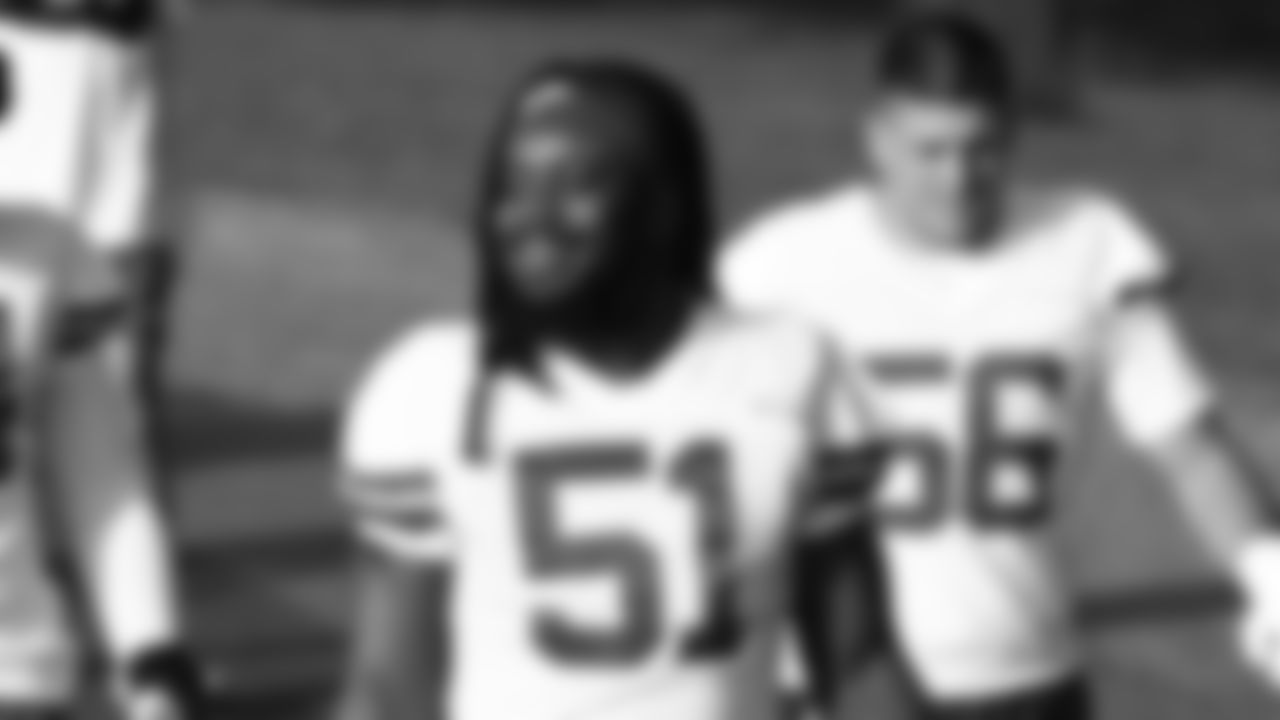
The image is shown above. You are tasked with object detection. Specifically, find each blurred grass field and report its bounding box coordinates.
[162,2,1280,717]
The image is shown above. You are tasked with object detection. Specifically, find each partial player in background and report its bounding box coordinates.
[334,59,880,720]
[721,11,1280,720]
[0,0,183,508]
[0,207,198,720]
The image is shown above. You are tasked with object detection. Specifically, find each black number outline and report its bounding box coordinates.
[516,439,744,666]
[673,439,743,660]
[967,355,1065,529]
[869,353,1065,531]
[517,443,660,665]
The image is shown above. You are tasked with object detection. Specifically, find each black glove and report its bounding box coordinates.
[122,645,209,720]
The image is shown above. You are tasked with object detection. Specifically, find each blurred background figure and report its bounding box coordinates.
[0,0,185,511]
[0,0,195,715]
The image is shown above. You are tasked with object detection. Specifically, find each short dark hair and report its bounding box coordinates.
[874,11,1015,114]
[472,56,716,377]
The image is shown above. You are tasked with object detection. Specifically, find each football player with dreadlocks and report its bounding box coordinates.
[334,58,881,720]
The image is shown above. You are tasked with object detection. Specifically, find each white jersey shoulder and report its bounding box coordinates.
[987,185,1174,315]
[692,308,834,405]
[719,184,861,307]
[1055,188,1173,306]
[710,308,875,447]
[342,318,478,475]
[340,318,478,561]
[723,182,1171,313]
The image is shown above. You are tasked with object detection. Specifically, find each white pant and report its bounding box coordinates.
[0,18,157,251]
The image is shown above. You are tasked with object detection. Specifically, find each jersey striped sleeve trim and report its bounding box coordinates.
[338,322,476,563]
[340,470,455,562]
[1114,270,1180,309]
[1085,193,1177,313]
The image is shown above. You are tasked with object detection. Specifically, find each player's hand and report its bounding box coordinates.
[1235,539,1280,689]
[116,684,189,720]
[113,646,208,720]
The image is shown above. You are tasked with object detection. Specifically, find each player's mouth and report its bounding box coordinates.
[505,230,592,298]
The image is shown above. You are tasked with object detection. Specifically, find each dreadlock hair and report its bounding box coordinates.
[463,57,716,460]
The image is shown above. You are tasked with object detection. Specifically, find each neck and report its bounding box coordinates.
[557,291,697,380]
[874,187,1004,252]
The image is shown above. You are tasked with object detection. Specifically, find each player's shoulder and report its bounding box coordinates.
[729,182,873,251]
[350,317,479,411]
[1020,185,1171,284]
[705,305,829,351]
[1013,185,1158,250]
[720,183,874,300]
[697,306,835,390]
[343,317,480,467]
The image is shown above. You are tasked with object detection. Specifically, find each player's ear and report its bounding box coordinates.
[861,100,904,175]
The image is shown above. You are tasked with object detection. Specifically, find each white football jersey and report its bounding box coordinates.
[0,19,157,251]
[341,308,875,720]
[721,184,1212,699]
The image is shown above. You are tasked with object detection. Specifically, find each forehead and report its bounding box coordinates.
[871,91,1001,138]
[506,81,646,167]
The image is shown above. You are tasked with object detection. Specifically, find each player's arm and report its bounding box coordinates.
[1106,298,1280,586]
[40,249,200,713]
[336,546,450,720]
[333,344,455,720]
[1095,199,1280,686]
[790,342,889,719]
[718,214,889,716]
[1092,199,1279,571]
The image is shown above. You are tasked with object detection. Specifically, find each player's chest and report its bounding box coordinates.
[795,235,1103,358]
[445,387,810,565]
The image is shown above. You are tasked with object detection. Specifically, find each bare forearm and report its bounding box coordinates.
[1154,415,1277,569]
[57,354,179,662]
[78,494,180,659]
[790,523,886,717]
[339,548,450,720]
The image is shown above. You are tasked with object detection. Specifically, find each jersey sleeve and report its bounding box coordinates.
[1085,196,1214,447]
[718,210,801,312]
[1089,195,1175,310]
[1103,300,1214,449]
[339,326,471,563]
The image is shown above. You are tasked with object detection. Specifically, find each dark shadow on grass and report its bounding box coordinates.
[165,386,334,470]
[1079,579,1238,631]
[184,530,347,716]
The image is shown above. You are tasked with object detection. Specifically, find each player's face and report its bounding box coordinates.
[864,93,1012,247]
[491,101,638,310]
